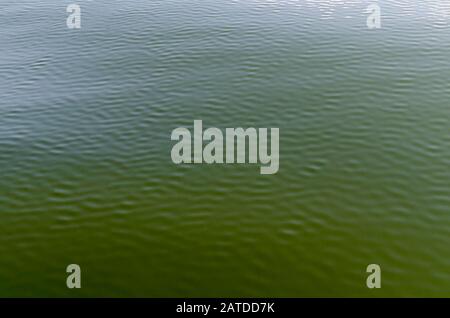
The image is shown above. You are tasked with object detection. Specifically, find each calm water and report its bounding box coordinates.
[0,0,449,297]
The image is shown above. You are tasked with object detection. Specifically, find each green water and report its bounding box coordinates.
[0,0,449,297]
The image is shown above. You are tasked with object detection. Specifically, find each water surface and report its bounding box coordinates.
[0,0,449,297]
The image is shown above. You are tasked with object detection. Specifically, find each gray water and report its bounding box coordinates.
[0,0,449,297]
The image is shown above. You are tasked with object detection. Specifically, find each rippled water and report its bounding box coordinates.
[0,0,449,297]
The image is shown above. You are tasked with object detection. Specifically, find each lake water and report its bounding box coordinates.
[0,0,449,297]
